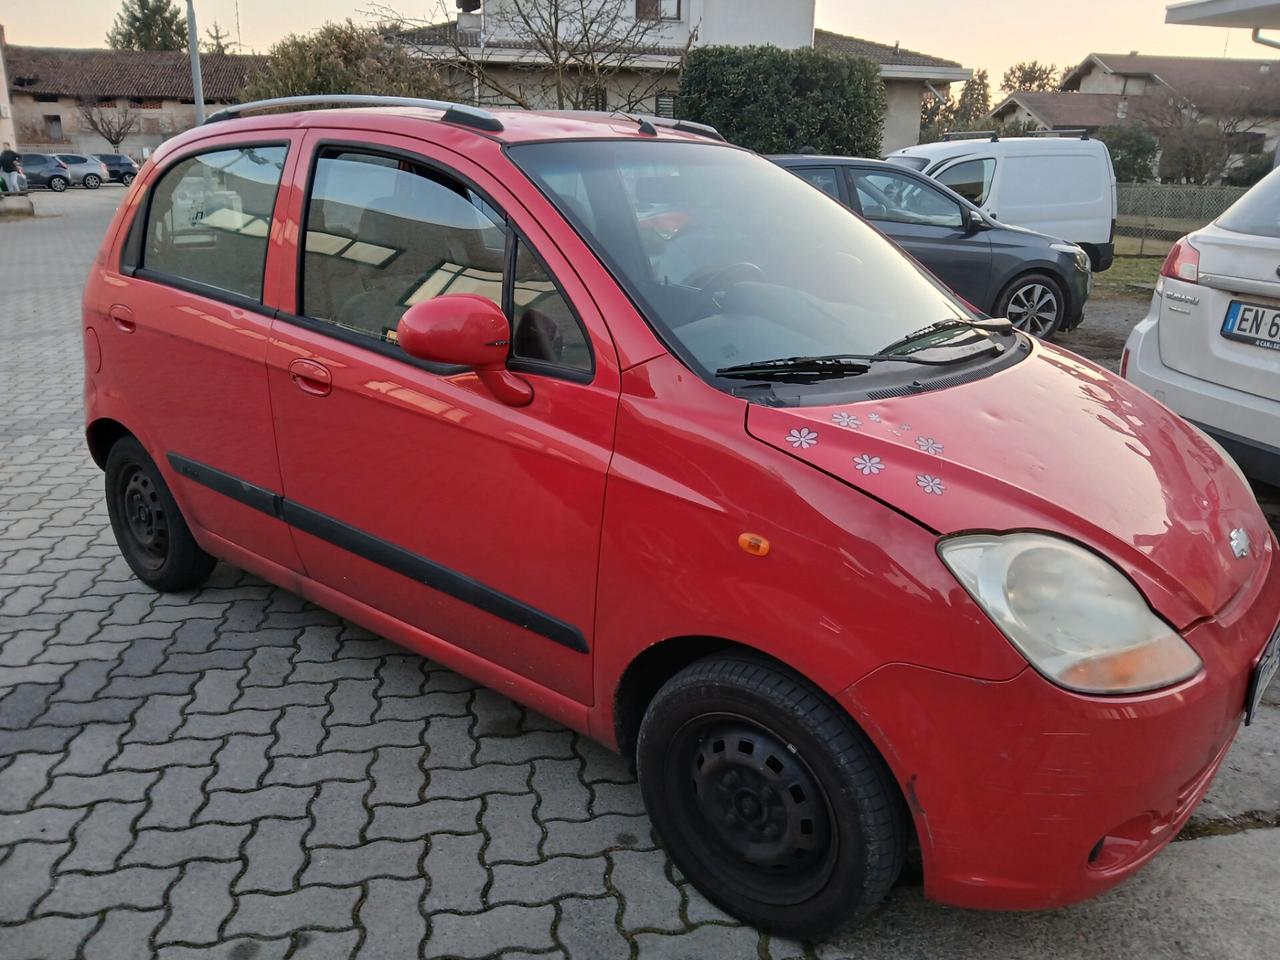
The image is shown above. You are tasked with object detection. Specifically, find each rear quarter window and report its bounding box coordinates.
[1218,168,1280,239]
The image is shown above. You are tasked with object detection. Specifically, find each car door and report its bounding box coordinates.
[265,130,621,705]
[846,165,992,308]
[107,135,305,574]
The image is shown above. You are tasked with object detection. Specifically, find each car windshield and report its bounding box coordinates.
[1218,167,1280,239]
[508,140,976,383]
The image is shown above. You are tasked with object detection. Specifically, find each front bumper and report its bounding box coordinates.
[842,536,1280,911]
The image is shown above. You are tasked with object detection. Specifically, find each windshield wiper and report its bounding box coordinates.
[717,352,968,379]
[875,319,980,356]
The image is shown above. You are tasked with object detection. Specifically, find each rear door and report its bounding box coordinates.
[107,134,305,571]
[846,165,992,307]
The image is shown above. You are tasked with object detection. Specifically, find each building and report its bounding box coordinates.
[990,52,1280,157]
[403,1,969,153]
[0,36,264,157]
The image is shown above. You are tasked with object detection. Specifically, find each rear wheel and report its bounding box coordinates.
[996,272,1065,339]
[637,656,906,939]
[105,437,216,592]
[48,176,68,193]
[83,173,101,190]
[121,172,135,187]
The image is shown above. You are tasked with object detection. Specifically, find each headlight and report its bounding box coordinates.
[939,533,1201,694]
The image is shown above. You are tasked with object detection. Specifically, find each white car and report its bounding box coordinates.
[1123,171,1280,486]
[886,135,1118,273]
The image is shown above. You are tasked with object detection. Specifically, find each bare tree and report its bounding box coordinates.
[375,0,694,112]
[77,98,141,149]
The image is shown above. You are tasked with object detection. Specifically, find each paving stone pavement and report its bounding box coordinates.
[3,189,1280,960]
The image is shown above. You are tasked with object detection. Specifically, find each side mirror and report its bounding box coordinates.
[397,293,532,406]
[966,208,990,233]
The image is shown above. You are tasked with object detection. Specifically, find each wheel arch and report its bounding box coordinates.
[86,417,133,469]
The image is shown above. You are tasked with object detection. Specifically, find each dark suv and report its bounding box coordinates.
[94,153,140,185]
[772,154,1092,338]
[19,153,71,192]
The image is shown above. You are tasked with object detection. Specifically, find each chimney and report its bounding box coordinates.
[1129,49,1138,56]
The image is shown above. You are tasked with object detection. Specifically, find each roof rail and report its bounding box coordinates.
[537,110,726,142]
[941,130,999,142]
[1028,127,1091,140]
[203,94,504,133]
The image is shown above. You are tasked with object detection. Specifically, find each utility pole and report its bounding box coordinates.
[186,0,206,123]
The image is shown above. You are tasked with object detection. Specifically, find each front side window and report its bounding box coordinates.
[849,169,964,229]
[302,150,506,344]
[936,158,995,206]
[142,144,288,301]
[509,140,976,386]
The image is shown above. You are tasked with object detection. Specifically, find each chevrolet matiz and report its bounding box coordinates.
[82,96,1280,938]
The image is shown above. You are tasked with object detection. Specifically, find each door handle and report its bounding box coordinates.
[288,358,332,397]
[109,304,136,333]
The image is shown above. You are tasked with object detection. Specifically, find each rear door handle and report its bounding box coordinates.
[288,358,332,397]
[109,305,136,333]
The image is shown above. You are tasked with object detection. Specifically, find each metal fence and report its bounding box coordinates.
[1116,183,1248,255]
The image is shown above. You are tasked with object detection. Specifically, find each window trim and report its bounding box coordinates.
[122,139,291,306]
[291,139,595,384]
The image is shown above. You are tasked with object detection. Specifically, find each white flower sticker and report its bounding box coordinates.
[900,423,911,431]
[853,454,885,476]
[915,437,944,455]
[868,413,882,423]
[787,427,819,449]
[831,411,862,429]
[916,474,945,495]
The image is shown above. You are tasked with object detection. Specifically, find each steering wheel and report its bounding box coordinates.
[685,261,764,321]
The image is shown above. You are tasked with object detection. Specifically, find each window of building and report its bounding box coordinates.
[34,94,58,103]
[582,86,608,111]
[654,92,677,119]
[510,238,591,373]
[301,149,507,345]
[142,144,288,301]
[43,115,64,141]
[935,158,996,206]
[636,0,680,20]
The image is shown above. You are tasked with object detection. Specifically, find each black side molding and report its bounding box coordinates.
[166,453,587,653]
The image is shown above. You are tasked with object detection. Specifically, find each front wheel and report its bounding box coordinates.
[637,656,907,939]
[48,176,68,193]
[105,437,216,592]
[121,172,135,186]
[996,272,1065,339]
[83,174,101,189]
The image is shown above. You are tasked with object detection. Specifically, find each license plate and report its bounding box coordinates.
[1246,623,1280,725]
[1222,301,1280,352]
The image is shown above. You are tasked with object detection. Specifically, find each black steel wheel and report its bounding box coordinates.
[637,656,907,939]
[105,436,215,591]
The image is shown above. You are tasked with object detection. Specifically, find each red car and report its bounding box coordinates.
[83,96,1280,938]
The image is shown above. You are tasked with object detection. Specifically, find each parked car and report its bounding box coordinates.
[54,153,108,189]
[886,134,1118,273]
[1124,168,1280,486]
[772,154,1091,338]
[19,153,70,192]
[83,97,1280,940]
[93,153,140,185]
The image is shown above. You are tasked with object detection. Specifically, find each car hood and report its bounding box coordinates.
[745,341,1272,628]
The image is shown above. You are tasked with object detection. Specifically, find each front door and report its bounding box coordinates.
[847,166,993,309]
[265,131,620,704]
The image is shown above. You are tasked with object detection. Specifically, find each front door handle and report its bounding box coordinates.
[288,358,332,397]
[109,304,136,333]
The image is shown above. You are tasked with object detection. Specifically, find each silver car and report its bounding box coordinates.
[54,154,109,190]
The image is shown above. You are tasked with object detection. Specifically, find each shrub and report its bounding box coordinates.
[677,45,886,156]
[1097,124,1158,183]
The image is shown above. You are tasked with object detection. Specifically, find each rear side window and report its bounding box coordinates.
[142,145,288,301]
[302,149,507,344]
[936,158,995,206]
[1218,167,1280,239]
[789,167,842,201]
[61,155,88,164]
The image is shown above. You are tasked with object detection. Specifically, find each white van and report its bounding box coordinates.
[886,134,1118,271]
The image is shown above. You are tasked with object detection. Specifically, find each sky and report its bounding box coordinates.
[0,0,1267,87]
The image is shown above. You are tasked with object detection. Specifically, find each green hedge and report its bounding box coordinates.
[677,45,886,156]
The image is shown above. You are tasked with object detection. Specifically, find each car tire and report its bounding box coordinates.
[48,176,68,193]
[122,173,135,186]
[995,272,1066,339]
[105,437,216,592]
[636,655,907,939]
[83,174,101,190]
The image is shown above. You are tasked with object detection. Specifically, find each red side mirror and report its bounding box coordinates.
[397,293,532,406]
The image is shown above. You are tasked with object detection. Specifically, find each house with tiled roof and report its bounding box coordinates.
[402,1,970,152]
[0,28,264,156]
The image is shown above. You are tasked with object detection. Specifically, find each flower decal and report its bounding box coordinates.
[831,411,862,429]
[915,436,944,455]
[916,474,945,495]
[786,427,819,449]
[853,454,885,476]
[868,412,882,423]
[900,423,911,431]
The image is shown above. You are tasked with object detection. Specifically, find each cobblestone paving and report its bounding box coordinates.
[0,193,812,959]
